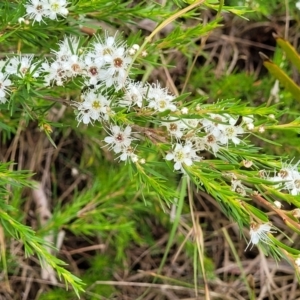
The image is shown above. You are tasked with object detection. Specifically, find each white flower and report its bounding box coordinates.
[147,82,177,112]
[100,46,132,90]
[219,124,244,145]
[277,162,299,180]
[0,60,6,71]
[165,142,201,172]
[0,72,11,99]
[162,117,186,139]
[231,179,246,196]
[41,60,66,86]
[24,0,47,24]
[44,0,69,20]
[73,91,112,125]
[183,118,199,130]
[83,55,102,85]
[0,97,8,104]
[52,36,80,62]
[62,54,84,77]
[268,114,275,120]
[119,81,145,108]
[91,33,120,66]
[104,125,133,153]
[88,33,132,90]
[204,134,220,154]
[187,136,206,151]
[283,167,300,195]
[265,161,300,196]
[287,180,300,195]
[117,146,138,163]
[43,36,84,84]
[6,55,39,78]
[245,222,275,251]
[296,1,300,10]
[201,114,226,137]
[201,114,248,144]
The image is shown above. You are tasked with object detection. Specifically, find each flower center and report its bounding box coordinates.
[103,48,113,56]
[57,68,64,77]
[225,126,235,137]
[20,67,28,74]
[158,100,166,109]
[51,3,60,11]
[169,123,177,132]
[174,150,184,162]
[207,134,215,143]
[36,5,43,12]
[113,57,123,68]
[71,63,81,73]
[89,67,98,76]
[116,133,124,142]
[279,169,289,179]
[92,100,101,110]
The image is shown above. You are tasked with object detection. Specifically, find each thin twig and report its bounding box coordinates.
[251,194,300,231]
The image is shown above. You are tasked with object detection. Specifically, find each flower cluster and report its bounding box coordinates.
[0,54,44,104]
[24,0,69,24]
[161,113,253,172]
[41,36,83,86]
[198,114,253,153]
[85,33,133,90]
[0,32,257,168]
[118,81,178,113]
[40,34,133,91]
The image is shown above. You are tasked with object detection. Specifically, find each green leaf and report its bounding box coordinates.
[260,52,300,102]
[243,203,269,222]
[269,235,300,255]
[275,35,300,73]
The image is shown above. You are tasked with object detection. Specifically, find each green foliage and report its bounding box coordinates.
[1,0,300,299]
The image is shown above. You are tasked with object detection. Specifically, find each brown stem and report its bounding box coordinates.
[42,96,70,106]
[131,124,168,144]
[252,193,300,231]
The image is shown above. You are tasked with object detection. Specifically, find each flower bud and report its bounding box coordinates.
[273,200,282,209]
